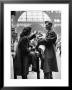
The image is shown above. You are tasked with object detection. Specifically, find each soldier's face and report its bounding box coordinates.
[45,24,50,30]
[45,23,51,31]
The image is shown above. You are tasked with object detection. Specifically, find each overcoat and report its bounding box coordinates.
[14,34,36,76]
[37,30,58,73]
[14,37,31,76]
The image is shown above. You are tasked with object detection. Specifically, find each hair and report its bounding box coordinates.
[11,11,16,16]
[20,27,31,38]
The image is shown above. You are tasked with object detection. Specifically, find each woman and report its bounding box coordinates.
[14,27,36,79]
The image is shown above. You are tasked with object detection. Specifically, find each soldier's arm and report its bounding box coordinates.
[46,31,57,44]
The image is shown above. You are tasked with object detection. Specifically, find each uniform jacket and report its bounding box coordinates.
[37,30,58,73]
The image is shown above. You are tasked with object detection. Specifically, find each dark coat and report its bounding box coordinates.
[14,37,30,76]
[14,34,36,76]
[37,30,58,73]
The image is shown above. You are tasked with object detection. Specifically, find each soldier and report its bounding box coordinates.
[37,21,58,79]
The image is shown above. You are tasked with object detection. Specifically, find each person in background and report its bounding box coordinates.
[37,21,58,79]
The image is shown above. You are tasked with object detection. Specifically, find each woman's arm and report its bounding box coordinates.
[29,33,36,40]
